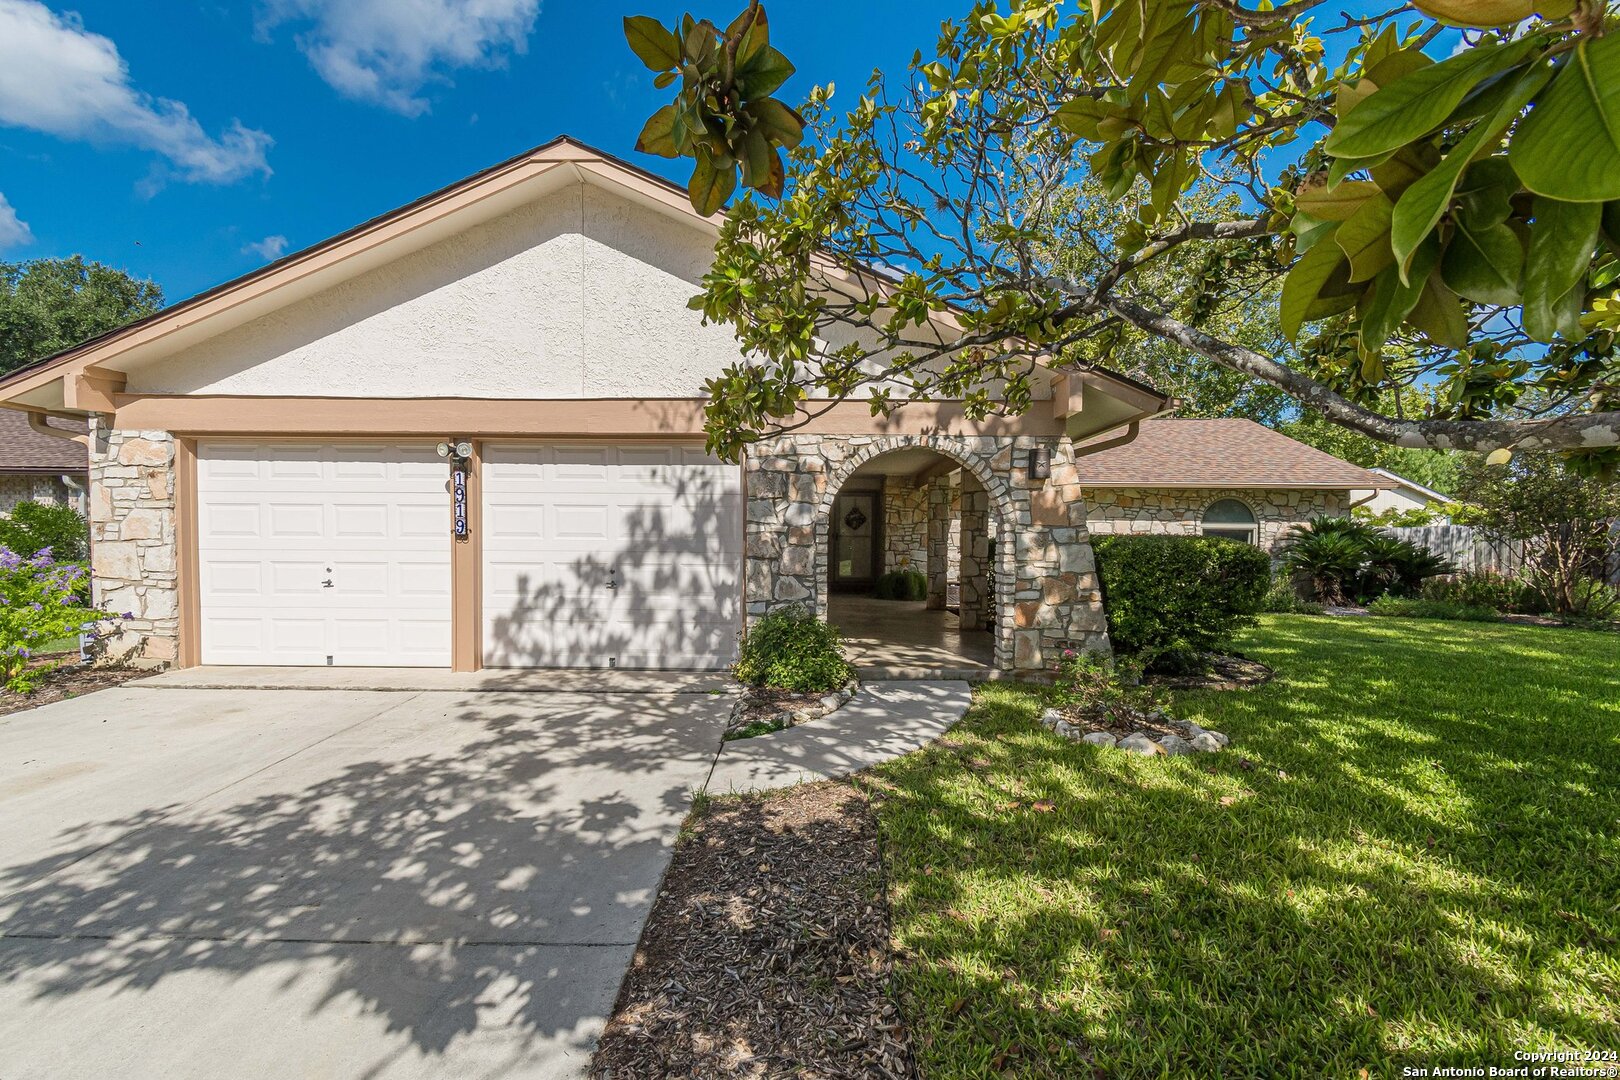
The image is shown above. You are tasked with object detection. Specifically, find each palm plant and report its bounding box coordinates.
[1280,528,1365,606]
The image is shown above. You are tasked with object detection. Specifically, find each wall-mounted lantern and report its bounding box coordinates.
[1027,446,1051,481]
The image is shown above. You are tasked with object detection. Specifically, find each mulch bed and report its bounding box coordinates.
[1147,652,1274,692]
[0,654,147,719]
[593,781,916,1080]
[730,686,827,731]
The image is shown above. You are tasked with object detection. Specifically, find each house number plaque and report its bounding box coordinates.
[452,467,468,539]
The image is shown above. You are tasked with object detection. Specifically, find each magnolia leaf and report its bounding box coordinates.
[1327,40,1531,160]
[1057,96,1112,140]
[1405,273,1470,348]
[737,45,795,98]
[688,148,736,216]
[1510,34,1620,202]
[1454,157,1518,227]
[1390,64,1552,281]
[728,3,769,66]
[1297,179,1382,222]
[1485,447,1514,465]
[1415,0,1573,27]
[1523,196,1600,341]
[1441,213,1524,305]
[1281,230,1349,340]
[742,97,805,148]
[624,15,681,71]
[1335,192,1396,282]
[634,104,680,158]
[1361,238,1440,353]
[1369,143,1440,200]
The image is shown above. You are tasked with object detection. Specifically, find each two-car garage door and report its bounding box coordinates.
[194,441,741,669]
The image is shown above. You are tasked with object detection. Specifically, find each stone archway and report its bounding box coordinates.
[742,431,1112,674]
[813,437,1022,670]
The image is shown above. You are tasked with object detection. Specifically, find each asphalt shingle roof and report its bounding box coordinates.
[1074,418,1387,489]
[0,410,88,473]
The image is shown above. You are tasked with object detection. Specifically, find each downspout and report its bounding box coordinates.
[61,473,87,516]
[26,412,91,448]
[1071,404,1179,458]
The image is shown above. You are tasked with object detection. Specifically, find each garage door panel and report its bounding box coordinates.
[197,442,452,667]
[482,443,741,669]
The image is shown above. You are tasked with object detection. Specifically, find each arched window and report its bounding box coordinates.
[1202,498,1258,545]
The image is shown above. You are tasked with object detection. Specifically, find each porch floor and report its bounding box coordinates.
[829,595,997,679]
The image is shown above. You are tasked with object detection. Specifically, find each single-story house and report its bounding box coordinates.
[1074,418,1389,554]
[0,408,88,515]
[1350,467,1454,522]
[0,137,1186,675]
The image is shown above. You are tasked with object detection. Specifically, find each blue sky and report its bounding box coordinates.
[0,0,965,301]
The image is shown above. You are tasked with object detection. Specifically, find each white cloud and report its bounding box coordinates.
[258,0,541,116]
[0,0,272,185]
[242,234,289,261]
[0,192,32,249]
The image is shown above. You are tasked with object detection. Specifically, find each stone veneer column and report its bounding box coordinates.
[744,433,1111,673]
[88,422,180,667]
[957,476,990,631]
[925,476,950,610]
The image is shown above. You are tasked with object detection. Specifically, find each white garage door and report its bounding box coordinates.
[196,442,452,666]
[482,443,741,669]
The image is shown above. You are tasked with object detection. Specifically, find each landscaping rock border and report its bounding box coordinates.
[725,678,861,740]
[1040,707,1230,756]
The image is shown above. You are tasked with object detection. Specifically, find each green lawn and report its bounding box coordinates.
[866,615,1620,1077]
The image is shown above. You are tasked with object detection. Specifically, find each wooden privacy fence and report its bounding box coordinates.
[1387,522,1620,584]
[1386,525,1528,576]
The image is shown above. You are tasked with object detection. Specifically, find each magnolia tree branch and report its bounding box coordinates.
[1092,289,1620,453]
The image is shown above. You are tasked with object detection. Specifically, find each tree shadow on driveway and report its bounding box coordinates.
[0,688,727,1078]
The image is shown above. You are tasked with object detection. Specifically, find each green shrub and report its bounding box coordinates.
[1422,571,1539,613]
[0,501,89,561]
[735,605,853,692]
[1094,534,1271,673]
[1280,516,1453,604]
[1258,573,1324,615]
[0,548,109,693]
[873,569,927,600]
[1367,596,1499,621]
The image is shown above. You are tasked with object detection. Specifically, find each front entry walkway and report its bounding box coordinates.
[830,595,996,679]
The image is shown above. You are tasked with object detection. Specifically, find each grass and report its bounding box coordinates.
[865,615,1620,1077]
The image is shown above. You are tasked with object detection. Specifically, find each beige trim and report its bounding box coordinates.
[1076,368,1165,415]
[174,438,201,669]
[451,442,482,672]
[104,395,1069,438]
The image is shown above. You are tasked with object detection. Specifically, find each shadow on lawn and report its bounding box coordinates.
[0,692,721,1071]
[863,618,1620,1077]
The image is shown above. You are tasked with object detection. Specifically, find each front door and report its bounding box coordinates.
[830,491,879,592]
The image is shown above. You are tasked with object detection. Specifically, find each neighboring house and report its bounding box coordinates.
[0,408,88,515]
[1075,418,1389,554]
[0,137,1170,674]
[1350,467,1454,523]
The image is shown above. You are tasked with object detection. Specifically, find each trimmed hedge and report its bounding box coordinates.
[874,569,927,600]
[1094,534,1272,672]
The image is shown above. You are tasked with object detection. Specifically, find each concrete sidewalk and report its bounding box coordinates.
[705,680,972,793]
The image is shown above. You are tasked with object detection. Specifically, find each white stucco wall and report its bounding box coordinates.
[1350,485,1450,520]
[141,185,747,399]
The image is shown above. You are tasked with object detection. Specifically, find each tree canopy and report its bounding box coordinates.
[626,1,1620,471]
[0,256,164,376]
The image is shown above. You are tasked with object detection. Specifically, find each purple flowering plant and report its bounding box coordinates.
[0,546,114,694]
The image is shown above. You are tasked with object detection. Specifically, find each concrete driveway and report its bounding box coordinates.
[0,682,730,1080]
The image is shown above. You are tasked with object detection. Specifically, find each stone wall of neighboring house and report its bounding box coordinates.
[1083,487,1349,555]
[88,423,179,667]
[744,433,1110,672]
[883,480,928,574]
[0,473,81,514]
